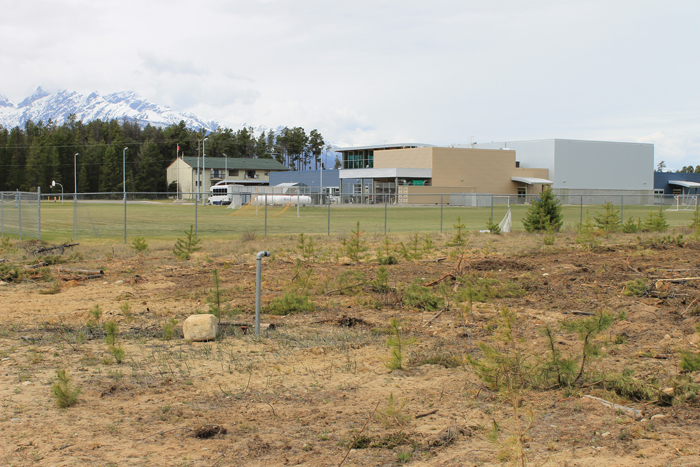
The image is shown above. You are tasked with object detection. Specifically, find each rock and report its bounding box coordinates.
[114,280,124,285]
[183,314,218,342]
[0,280,7,286]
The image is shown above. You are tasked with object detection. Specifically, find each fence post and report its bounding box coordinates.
[384,196,387,236]
[580,195,583,226]
[18,189,22,240]
[73,189,77,241]
[195,192,198,237]
[264,194,268,239]
[124,191,127,244]
[37,187,41,241]
[327,198,330,236]
[490,194,494,223]
[440,194,443,233]
[620,195,624,224]
[297,193,300,218]
[1,192,3,238]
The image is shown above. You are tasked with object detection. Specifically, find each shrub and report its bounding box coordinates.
[131,237,148,253]
[622,216,640,233]
[266,292,315,315]
[447,216,467,246]
[163,318,178,340]
[51,369,81,408]
[109,345,125,364]
[385,318,417,371]
[641,209,669,232]
[485,217,501,235]
[679,350,700,372]
[522,188,563,232]
[173,225,201,260]
[403,281,444,311]
[104,320,119,345]
[594,202,622,232]
[341,221,367,262]
[623,278,648,297]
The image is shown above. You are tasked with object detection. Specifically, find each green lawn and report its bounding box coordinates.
[1,200,697,243]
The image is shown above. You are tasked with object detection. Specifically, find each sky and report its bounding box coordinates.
[1,0,699,170]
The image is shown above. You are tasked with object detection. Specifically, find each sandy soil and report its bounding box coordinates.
[2,232,700,466]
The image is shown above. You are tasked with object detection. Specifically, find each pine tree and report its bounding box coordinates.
[522,188,563,232]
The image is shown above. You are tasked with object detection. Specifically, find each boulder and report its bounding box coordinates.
[183,314,218,341]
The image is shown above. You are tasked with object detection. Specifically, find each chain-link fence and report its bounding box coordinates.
[3,190,698,243]
[1,191,42,240]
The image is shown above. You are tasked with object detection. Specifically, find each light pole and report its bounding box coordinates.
[202,137,209,205]
[123,147,128,244]
[51,181,63,204]
[73,153,79,241]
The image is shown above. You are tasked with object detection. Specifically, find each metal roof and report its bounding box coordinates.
[333,143,435,152]
[511,176,553,185]
[178,157,288,171]
[668,180,700,188]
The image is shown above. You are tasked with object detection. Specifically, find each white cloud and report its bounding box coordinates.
[1,0,699,168]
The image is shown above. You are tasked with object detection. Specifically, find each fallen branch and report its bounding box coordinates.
[583,395,643,419]
[425,309,445,326]
[424,243,471,287]
[682,296,700,316]
[655,277,700,286]
[25,262,48,269]
[338,400,380,467]
[415,409,439,419]
[58,267,104,275]
[137,427,193,441]
[324,282,367,295]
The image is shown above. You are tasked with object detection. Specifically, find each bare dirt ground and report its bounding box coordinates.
[2,230,700,466]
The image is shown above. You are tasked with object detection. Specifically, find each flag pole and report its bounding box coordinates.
[176,144,180,201]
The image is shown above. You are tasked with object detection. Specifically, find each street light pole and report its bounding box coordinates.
[223,153,227,182]
[202,137,209,205]
[51,181,63,204]
[73,153,79,241]
[123,147,128,244]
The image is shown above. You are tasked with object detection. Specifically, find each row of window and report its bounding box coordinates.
[342,150,374,169]
[193,169,270,177]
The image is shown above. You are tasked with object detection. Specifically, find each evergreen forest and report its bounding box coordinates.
[0,116,328,193]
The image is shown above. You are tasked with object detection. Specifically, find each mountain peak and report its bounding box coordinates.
[18,86,50,108]
[0,87,219,131]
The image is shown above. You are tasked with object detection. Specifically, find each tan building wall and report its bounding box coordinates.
[166,158,197,198]
[373,147,433,169]
[400,186,475,204]
[371,147,549,194]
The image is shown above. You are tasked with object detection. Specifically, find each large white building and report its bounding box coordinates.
[474,139,654,198]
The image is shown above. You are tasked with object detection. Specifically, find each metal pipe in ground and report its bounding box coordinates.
[255,250,271,336]
[37,187,41,240]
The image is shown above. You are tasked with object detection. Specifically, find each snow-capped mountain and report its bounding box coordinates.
[0,87,219,132]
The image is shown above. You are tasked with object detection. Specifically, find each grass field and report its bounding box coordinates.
[1,199,698,243]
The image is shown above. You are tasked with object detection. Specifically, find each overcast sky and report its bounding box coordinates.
[2,0,699,169]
